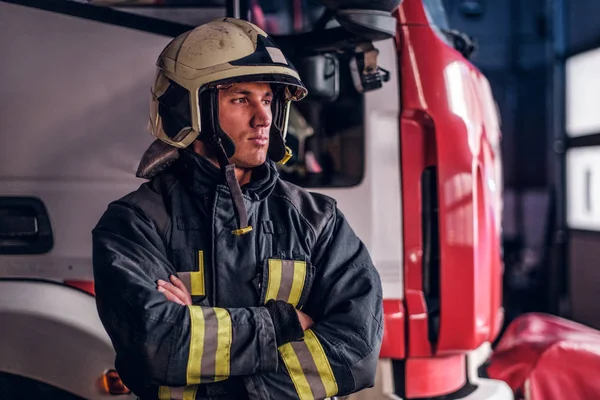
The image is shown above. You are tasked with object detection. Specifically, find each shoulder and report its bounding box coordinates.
[271,179,336,237]
[119,172,178,210]
[99,172,178,235]
[95,181,156,230]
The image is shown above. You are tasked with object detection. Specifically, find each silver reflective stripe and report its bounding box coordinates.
[179,272,192,294]
[279,329,338,399]
[264,259,307,307]
[187,306,232,384]
[277,259,296,303]
[200,308,218,379]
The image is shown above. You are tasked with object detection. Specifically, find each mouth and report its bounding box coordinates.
[248,135,269,146]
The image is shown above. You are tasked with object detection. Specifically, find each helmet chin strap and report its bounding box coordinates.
[198,86,291,236]
[202,89,252,236]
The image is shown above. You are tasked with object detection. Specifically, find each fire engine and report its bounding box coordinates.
[0,0,511,398]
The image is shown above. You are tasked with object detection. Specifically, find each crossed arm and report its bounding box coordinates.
[157,275,315,331]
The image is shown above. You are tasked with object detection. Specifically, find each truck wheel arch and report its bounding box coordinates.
[0,280,134,400]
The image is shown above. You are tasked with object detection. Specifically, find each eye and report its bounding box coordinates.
[263,99,272,105]
[232,97,248,104]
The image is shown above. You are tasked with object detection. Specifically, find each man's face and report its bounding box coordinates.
[218,82,273,168]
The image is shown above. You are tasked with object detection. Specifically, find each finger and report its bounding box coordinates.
[158,280,185,298]
[170,275,190,295]
[296,310,311,330]
[169,275,192,304]
[299,310,314,328]
[158,287,185,306]
[158,281,189,304]
[157,278,192,305]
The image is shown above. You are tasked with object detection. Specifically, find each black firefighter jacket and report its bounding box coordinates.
[92,149,383,400]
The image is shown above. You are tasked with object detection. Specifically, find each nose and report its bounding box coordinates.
[250,102,271,129]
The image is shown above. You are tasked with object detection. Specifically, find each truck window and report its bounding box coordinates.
[422,0,451,30]
[422,0,454,47]
[247,0,326,35]
[251,0,366,188]
[280,56,365,188]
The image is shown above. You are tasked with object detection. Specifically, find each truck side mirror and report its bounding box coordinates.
[295,54,340,102]
[349,43,391,93]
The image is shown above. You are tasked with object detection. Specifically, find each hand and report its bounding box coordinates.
[296,309,314,331]
[157,275,192,306]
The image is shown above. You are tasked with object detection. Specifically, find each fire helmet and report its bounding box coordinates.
[148,17,308,163]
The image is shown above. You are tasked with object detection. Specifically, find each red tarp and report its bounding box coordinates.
[487,312,600,400]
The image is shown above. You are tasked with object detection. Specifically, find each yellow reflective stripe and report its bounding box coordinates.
[265,259,283,302]
[214,308,232,382]
[287,261,307,307]
[187,306,205,385]
[158,386,171,400]
[305,330,338,397]
[158,386,197,400]
[279,342,314,400]
[191,251,205,296]
[279,330,339,399]
[183,385,198,400]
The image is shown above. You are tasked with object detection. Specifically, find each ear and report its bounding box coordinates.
[200,89,236,159]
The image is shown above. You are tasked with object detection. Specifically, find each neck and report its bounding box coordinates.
[192,140,253,186]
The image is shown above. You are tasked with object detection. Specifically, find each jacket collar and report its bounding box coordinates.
[174,148,278,201]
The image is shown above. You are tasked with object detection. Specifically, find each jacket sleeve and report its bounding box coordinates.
[253,205,384,399]
[301,206,384,396]
[92,201,279,394]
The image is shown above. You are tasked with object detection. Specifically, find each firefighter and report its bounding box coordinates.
[92,17,383,400]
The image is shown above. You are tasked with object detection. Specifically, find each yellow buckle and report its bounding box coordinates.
[232,226,253,236]
[278,146,293,165]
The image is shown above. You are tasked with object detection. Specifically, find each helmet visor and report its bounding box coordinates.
[204,73,307,101]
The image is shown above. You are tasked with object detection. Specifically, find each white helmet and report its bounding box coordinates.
[148,17,307,163]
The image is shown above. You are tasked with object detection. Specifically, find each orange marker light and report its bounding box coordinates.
[102,369,130,395]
